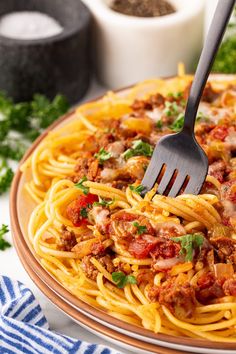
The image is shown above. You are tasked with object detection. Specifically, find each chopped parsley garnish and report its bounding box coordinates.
[170,113,184,132]
[170,112,208,132]
[129,184,145,195]
[0,158,14,195]
[167,91,183,99]
[75,176,89,195]
[93,197,114,207]
[156,120,163,129]
[80,207,88,218]
[163,101,179,117]
[0,224,11,251]
[94,148,112,164]
[133,222,147,235]
[123,140,153,160]
[196,111,209,123]
[112,272,137,289]
[171,233,204,262]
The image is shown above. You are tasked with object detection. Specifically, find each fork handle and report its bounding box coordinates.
[183,0,235,134]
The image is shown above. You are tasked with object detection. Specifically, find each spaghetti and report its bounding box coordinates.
[22,69,236,341]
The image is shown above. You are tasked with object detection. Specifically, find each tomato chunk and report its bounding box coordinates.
[210,125,229,141]
[66,194,98,226]
[128,235,158,259]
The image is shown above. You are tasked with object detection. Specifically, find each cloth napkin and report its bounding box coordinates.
[0,276,122,354]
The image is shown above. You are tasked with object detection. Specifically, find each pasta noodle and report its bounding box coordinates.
[22,71,236,341]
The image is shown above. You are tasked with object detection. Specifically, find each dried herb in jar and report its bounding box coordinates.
[110,0,176,18]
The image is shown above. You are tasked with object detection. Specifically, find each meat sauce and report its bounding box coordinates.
[61,82,236,318]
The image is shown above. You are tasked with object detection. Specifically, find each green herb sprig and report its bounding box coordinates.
[112,272,137,289]
[93,197,114,207]
[0,92,69,194]
[129,184,145,195]
[171,233,204,262]
[0,224,11,251]
[94,148,112,164]
[0,158,14,195]
[170,112,207,132]
[75,176,89,195]
[133,222,147,235]
[123,140,153,160]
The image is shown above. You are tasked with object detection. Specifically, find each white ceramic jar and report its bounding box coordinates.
[83,0,205,88]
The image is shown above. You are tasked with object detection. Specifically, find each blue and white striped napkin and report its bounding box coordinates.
[0,276,122,354]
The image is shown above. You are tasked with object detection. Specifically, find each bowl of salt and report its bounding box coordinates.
[0,0,91,103]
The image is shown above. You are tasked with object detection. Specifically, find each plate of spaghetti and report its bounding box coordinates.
[11,68,236,353]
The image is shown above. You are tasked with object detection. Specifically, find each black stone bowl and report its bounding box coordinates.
[0,0,91,103]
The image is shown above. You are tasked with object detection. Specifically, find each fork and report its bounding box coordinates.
[141,0,235,198]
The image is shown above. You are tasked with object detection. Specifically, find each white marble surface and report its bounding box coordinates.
[0,3,217,353]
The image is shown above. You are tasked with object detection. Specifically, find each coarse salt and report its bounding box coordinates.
[0,11,63,40]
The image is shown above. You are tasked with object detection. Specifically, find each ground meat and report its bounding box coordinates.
[74,157,100,181]
[148,285,160,302]
[208,160,230,183]
[210,236,236,264]
[81,255,98,281]
[202,83,219,103]
[196,272,224,304]
[221,180,236,203]
[137,270,155,284]
[184,83,219,103]
[91,242,105,256]
[131,93,165,112]
[57,225,77,251]
[151,239,181,259]
[98,133,115,148]
[223,278,236,296]
[149,280,196,318]
[111,179,133,190]
[99,255,115,273]
[81,254,115,280]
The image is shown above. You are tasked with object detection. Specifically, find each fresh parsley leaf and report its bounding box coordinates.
[0,92,69,194]
[112,271,137,289]
[196,111,209,123]
[94,148,112,164]
[164,101,179,117]
[0,138,28,161]
[0,224,11,251]
[0,158,14,195]
[0,92,13,117]
[171,233,204,262]
[213,36,236,73]
[31,94,69,129]
[167,92,183,99]
[93,197,114,207]
[75,176,89,195]
[123,140,153,160]
[9,102,32,132]
[170,113,184,132]
[156,120,163,129]
[0,120,10,140]
[133,222,147,235]
[80,207,88,218]
[129,184,145,195]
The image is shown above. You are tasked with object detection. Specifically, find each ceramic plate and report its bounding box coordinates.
[10,75,236,354]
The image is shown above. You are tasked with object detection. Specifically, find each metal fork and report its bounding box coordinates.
[141,0,235,198]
